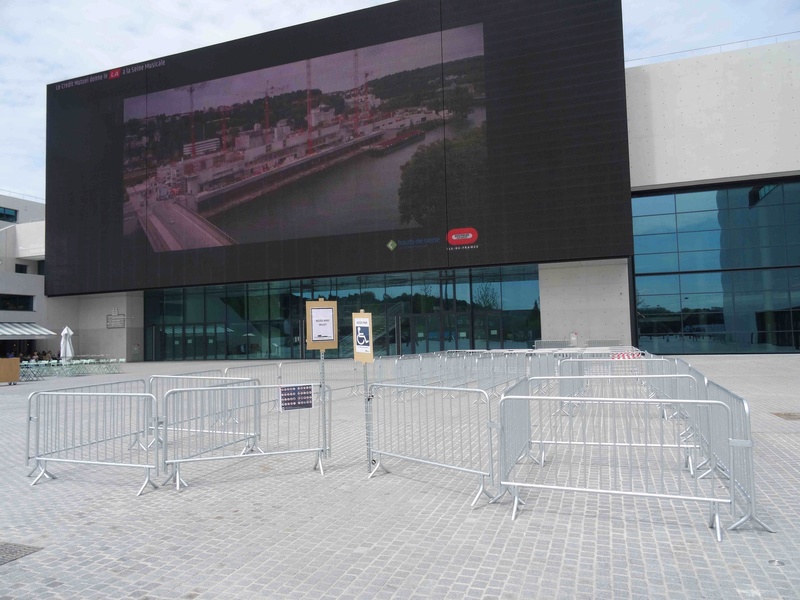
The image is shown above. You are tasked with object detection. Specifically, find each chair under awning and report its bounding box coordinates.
[0,323,58,340]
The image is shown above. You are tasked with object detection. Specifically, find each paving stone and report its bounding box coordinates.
[0,356,798,598]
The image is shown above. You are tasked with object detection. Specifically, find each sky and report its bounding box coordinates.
[1,0,799,201]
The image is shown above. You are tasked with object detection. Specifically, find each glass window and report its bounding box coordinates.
[785,203,800,224]
[730,182,782,209]
[412,271,440,314]
[722,246,787,270]
[783,182,800,205]
[184,288,204,323]
[680,272,723,294]
[636,294,681,313]
[676,189,724,212]
[681,292,724,311]
[247,283,270,322]
[676,211,721,232]
[634,233,677,255]
[734,289,792,312]
[501,277,538,311]
[635,275,679,296]
[0,207,17,223]
[473,280,501,310]
[789,268,800,308]
[163,289,183,324]
[787,245,800,265]
[0,294,33,311]
[677,230,720,252]
[726,205,786,228]
[731,269,789,292]
[632,193,675,217]
[144,290,163,326]
[205,286,226,323]
[679,250,721,271]
[633,214,676,235]
[634,253,679,274]
[721,226,786,249]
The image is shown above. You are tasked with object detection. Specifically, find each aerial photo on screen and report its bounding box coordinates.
[122,24,485,253]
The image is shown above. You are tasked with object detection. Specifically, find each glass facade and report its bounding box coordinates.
[0,206,18,223]
[143,176,800,359]
[143,265,540,361]
[633,178,800,354]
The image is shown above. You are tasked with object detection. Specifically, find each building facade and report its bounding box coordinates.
[140,39,800,360]
[36,4,800,361]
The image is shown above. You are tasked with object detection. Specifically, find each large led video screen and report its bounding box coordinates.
[46,0,631,296]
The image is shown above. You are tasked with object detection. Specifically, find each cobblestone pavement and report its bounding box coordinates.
[0,355,798,599]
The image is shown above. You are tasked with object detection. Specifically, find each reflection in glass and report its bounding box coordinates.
[632,194,675,217]
[677,230,720,252]
[634,253,679,274]
[675,190,723,212]
[676,210,721,232]
[635,179,800,355]
[633,214,677,235]
[679,271,723,294]
[679,250,721,271]
[635,233,677,254]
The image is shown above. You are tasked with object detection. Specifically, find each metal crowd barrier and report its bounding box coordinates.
[224,363,280,386]
[161,383,329,489]
[493,362,773,540]
[534,340,571,349]
[227,360,360,399]
[25,379,149,472]
[22,347,771,540]
[20,358,126,378]
[367,383,495,506]
[698,378,773,534]
[558,356,676,377]
[26,391,159,496]
[496,393,734,540]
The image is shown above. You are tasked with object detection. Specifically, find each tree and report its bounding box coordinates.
[398,124,486,226]
[474,282,499,310]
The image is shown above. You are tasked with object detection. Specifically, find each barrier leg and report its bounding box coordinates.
[162,464,187,490]
[30,460,56,486]
[709,501,723,542]
[137,467,159,497]
[368,454,390,478]
[470,474,493,507]
[313,450,325,475]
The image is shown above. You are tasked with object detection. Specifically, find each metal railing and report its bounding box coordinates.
[496,393,734,540]
[21,347,772,540]
[26,391,159,496]
[367,383,495,506]
[493,362,773,539]
[161,383,329,489]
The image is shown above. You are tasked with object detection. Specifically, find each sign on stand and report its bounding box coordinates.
[280,385,314,411]
[305,298,339,351]
[352,311,374,364]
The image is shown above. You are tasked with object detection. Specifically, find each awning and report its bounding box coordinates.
[0,323,58,340]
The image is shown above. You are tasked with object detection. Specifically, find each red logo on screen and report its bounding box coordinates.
[447,227,478,246]
[109,69,121,79]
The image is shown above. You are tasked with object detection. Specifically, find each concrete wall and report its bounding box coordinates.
[69,292,144,361]
[539,258,632,346]
[0,193,45,223]
[627,40,800,190]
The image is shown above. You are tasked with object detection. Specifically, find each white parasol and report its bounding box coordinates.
[60,326,75,360]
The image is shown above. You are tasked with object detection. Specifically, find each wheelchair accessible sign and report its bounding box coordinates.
[352,311,374,363]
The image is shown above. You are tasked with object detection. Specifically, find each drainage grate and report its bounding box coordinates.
[774,413,800,421]
[0,542,42,566]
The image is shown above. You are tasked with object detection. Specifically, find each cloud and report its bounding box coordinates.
[1,0,799,199]
[622,0,800,60]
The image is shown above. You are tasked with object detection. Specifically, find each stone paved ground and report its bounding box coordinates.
[0,354,798,599]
